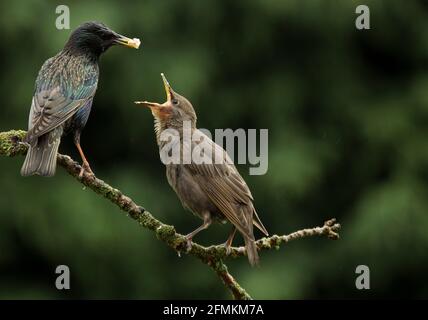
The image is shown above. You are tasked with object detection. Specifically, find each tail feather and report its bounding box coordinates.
[238,206,261,266]
[244,236,259,266]
[21,128,62,177]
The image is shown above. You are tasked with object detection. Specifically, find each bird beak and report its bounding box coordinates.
[135,100,172,119]
[161,73,173,101]
[134,101,162,109]
[114,34,141,49]
[134,73,174,117]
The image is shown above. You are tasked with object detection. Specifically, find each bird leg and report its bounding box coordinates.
[185,213,212,252]
[222,227,237,255]
[75,142,93,178]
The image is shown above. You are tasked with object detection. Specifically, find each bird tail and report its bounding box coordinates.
[21,127,62,177]
[244,236,259,267]
[239,206,260,266]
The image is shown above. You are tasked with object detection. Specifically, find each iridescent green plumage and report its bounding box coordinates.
[21,21,139,177]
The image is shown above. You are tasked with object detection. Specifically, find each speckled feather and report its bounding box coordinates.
[26,51,98,141]
[20,22,118,177]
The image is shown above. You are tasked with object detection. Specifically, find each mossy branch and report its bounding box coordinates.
[0,129,341,300]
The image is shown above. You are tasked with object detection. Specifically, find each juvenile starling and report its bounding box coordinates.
[136,74,269,266]
[21,21,140,177]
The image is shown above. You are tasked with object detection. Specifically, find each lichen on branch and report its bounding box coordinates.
[0,129,341,300]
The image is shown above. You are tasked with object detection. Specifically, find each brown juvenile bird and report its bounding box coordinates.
[135,74,268,266]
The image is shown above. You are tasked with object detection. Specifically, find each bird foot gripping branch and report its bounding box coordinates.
[0,128,341,299]
[135,73,270,267]
[1,19,342,299]
[20,22,140,178]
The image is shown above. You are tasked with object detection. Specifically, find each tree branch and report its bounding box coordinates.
[0,129,340,300]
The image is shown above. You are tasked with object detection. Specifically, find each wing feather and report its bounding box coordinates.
[25,54,98,143]
[186,130,268,237]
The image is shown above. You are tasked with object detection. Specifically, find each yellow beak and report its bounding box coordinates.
[134,73,174,109]
[114,34,141,49]
[134,101,161,108]
[161,73,173,101]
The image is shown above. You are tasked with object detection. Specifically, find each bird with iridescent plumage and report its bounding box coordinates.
[21,21,140,177]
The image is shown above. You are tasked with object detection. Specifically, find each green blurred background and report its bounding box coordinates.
[1,0,428,299]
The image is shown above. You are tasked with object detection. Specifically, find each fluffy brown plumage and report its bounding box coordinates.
[136,74,268,266]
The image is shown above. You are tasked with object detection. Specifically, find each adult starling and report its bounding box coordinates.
[21,21,140,177]
[135,74,269,266]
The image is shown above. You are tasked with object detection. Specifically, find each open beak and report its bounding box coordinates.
[134,73,174,109]
[134,99,172,119]
[161,73,173,101]
[114,34,141,49]
[134,101,162,109]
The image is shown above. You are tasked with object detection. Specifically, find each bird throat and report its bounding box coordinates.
[153,117,165,145]
[153,117,196,150]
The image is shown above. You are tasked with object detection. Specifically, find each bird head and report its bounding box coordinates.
[64,21,140,57]
[135,73,197,128]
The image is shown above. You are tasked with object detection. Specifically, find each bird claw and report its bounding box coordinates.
[17,141,29,147]
[184,236,193,253]
[79,162,94,178]
[224,243,232,256]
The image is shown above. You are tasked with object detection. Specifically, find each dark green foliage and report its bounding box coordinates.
[0,0,427,298]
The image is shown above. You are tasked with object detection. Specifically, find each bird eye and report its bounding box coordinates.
[172,99,179,105]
